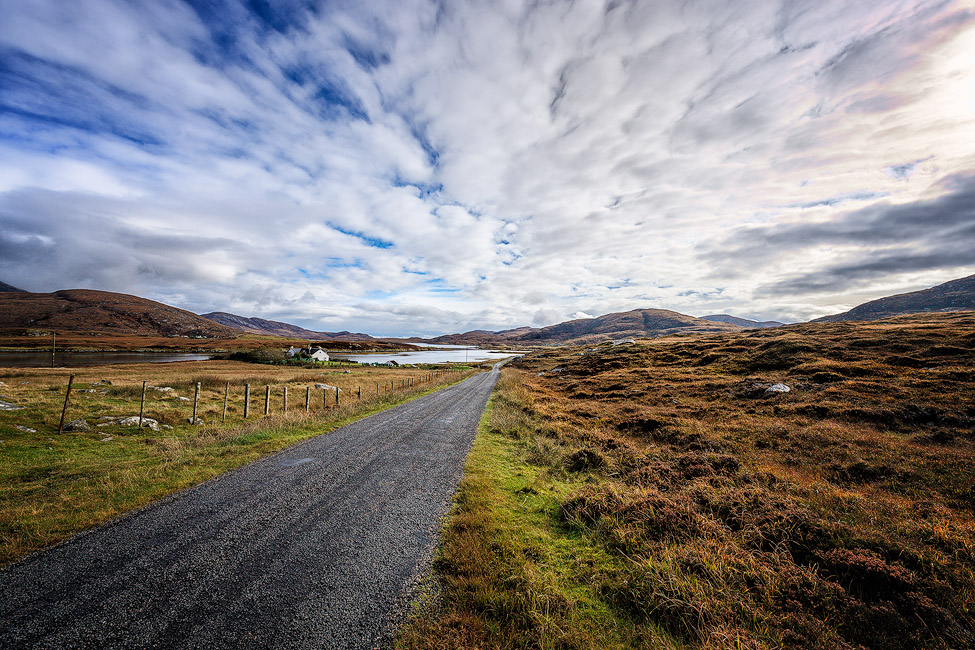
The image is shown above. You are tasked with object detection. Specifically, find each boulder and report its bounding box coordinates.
[765,383,791,394]
[117,416,161,431]
[63,419,90,432]
[315,383,338,391]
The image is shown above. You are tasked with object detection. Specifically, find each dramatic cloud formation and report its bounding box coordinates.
[1,0,973,334]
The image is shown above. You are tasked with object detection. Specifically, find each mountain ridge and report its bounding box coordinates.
[0,289,238,338]
[813,274,975,322]
[201,312,374,341]
[700,314,784,328]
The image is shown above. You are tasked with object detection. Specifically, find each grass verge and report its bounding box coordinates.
[396,370,679,649]
[0,364,475,565]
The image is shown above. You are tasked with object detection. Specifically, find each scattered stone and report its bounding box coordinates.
[187,417,204,425]
[93,380,113,386]
[162,425,173,430]
[537,372,545,376]
[97,416,116,422]
[0,400,22,411]
[765,383,791,394]
[15,425,36,433]
[149,386,177,395]
[100,436,113,442]
[63,419,91,432]
[112,416,162,431]
[177,396,191,402]
[315,383,338,391]
[612,338,636,346]
[79,389,107,394]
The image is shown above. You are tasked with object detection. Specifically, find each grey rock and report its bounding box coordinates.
[765,383,791,394]
[63,419,90,432]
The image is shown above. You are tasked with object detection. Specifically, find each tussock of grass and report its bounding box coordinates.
[400,314,975,649]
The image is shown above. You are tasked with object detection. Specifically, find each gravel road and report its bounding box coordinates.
[0,364,501,649]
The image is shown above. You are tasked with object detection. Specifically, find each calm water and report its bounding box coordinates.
[330,348,523,365]
[0,351,212,368]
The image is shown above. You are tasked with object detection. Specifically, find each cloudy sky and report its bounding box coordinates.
[1,0,973,336]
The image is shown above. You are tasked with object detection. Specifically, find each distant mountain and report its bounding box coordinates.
[201,312,374,341]
[0,289,238,338]
[423,308,742,346]
[813,274,975,323]
[0,281,26,292]
[700,314,784,328]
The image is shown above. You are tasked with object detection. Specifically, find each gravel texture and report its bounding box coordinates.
[0,365,500,649]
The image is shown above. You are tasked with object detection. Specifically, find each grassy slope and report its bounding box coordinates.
[399,313,975,649]
[0,361,473,565]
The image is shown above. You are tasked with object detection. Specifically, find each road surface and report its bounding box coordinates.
[0,365,501,649]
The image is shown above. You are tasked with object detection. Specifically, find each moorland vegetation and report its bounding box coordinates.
[400,313,975,649]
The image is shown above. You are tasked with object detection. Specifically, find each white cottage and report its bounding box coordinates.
[308,347,329,362]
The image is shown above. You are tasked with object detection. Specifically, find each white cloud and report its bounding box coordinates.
[1,0,973,335]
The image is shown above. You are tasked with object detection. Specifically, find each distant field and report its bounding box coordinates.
[399,313,975,650]
[0,359,476,565]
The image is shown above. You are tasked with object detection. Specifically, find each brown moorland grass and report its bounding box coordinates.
[0,359,474,565]
[399,313,975,649]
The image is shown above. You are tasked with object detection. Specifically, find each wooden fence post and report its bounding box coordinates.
[223,382,229,421]
[324,387,328,409]
[357,385,361,400]
[335,388,339,406]
[264,385,270,416]
[244,384,250,418]
[305,386,310,412]
[139,380,147,429]
[58,374,75,433]
[192,382,200,424]
[283,386,288,412]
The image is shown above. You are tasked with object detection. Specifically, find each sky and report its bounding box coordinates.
[1,0,973,337]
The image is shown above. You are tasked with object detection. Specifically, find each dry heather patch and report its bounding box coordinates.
[401,314,975,650]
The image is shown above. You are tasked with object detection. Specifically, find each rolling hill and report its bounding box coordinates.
[200,312,374,341]
[700,314,784,328]
[814,273,975,322]
[0,289,238,338]
[0,281,26,292]
[423,308,742,345]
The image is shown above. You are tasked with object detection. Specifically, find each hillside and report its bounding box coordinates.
[0,281,25,292]
[700,313,784,328]
[0,290,238,338]
[424,308,741,345]
[814,273,975,322]
[201,312,373,341]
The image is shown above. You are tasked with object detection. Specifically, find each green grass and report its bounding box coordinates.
[396,372,681,650]
[0,368,474,565]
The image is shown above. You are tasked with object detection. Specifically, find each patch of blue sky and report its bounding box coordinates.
[400,118,440,168]
[787,190,890,209]
[391,175,443,198]
[423,278,460,293]
[342,33,391,70]
[0,51,163,148]
[327,223,394,249]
